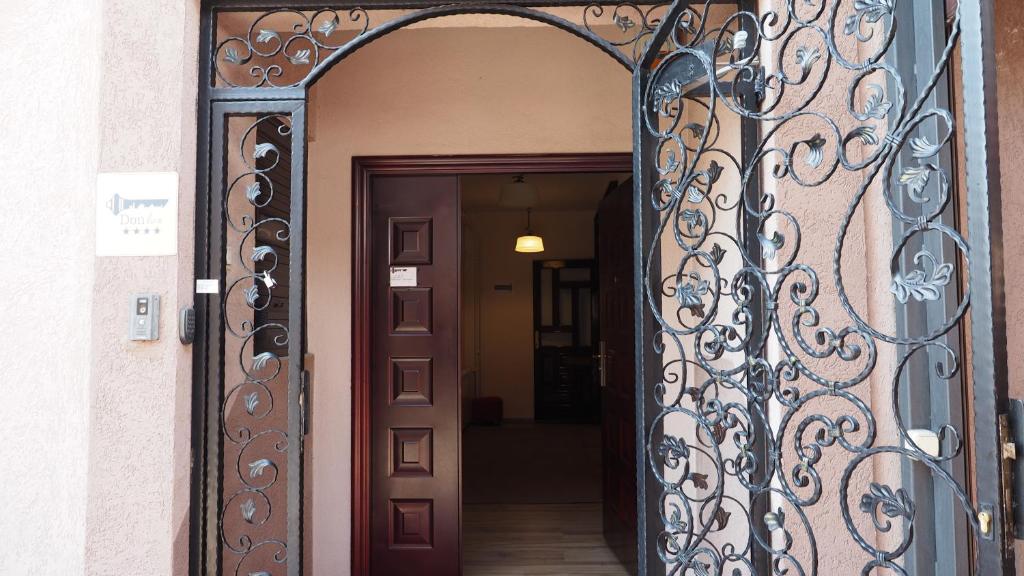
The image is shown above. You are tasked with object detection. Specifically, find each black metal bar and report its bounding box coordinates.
[731,1,770,572]
[959,0,1013,573]
[205,102,229,576]
[287,100,308,576]
[632,4,688,574]
[190,5,217,576]
[1010,400,1024,540]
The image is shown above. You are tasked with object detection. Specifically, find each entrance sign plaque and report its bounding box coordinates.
[96,172,178,256]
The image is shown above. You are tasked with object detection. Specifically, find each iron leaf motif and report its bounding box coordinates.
[248,458,274,479]
[705,160,723,184]
[687,185,704,203]
[658,435,689,469]
[794,46,821,79]
[678,275,709,318]
[910,136,942,159]
[803,133,826,168]
[244,392,259,416]
[890,250,953,303]
[245,182,262,204]
[862,84,892,119]
[654,79,682,109]
[759,231,785,261]
[764,508,785,531]
[848,125,879,146]
[681,209,706,234]
[252,245,276,262]
[688,472,709,490]
[613,13,635,32]
[899,164,936,203]
[713,508,731,531]
[253,142,276,159]
[244,284,260,307]
[844,0,894,37]
[859,482,914,531]
[240,498,257,523]
[288,48,311,65]
[318,14,340,37]
[256,29,279,44]
[710,243,727,265]
[224,47,242,64]
[252,351,276,372]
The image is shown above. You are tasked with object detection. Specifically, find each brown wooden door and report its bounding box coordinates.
[371,175,460,576]
[596,178,637,574]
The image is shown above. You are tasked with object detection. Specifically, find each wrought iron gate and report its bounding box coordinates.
[191,1,1013,575]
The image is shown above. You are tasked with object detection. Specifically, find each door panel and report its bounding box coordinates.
[597,179,637,574]
[371,175,459,576]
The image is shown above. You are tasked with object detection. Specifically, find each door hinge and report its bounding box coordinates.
[1007,400,1024,539]
[300,369,312,436]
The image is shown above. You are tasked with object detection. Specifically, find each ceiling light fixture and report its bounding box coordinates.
[514,208,545,253]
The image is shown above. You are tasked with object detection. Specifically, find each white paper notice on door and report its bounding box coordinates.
[390,266,417,287]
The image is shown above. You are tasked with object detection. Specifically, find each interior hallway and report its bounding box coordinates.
[462,422,629,575]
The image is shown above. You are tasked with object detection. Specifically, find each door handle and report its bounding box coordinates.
[596,341,608,388]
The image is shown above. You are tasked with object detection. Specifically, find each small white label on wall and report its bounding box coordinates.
[196,279,220,294]
[390,267,417,287]
[96,172,179,256]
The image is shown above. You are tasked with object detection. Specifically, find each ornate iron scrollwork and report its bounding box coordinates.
[212,3,675,87]
[220,114,294,576]
[638,1,975,573]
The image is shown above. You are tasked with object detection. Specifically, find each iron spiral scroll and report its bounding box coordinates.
[221,114,294,576]
[639,0,978,573]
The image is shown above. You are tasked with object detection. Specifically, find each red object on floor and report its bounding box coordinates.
[471,397,503,425]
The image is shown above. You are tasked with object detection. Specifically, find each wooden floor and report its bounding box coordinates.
[463,503,630,576]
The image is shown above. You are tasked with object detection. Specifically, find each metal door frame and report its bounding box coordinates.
[190,1,1012,574]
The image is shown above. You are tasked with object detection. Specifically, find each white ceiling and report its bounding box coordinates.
[461,172,629,213]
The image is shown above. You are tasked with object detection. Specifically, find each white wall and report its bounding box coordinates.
[0,1,199,574]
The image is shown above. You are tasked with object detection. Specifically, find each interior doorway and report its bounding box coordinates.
[353,155,635,575]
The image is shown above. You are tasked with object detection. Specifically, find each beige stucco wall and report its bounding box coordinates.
[0,0,199,574]
[305,22,630,572]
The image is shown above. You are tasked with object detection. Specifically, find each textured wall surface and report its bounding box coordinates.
[0,1,198,574]
[0,1,101,572]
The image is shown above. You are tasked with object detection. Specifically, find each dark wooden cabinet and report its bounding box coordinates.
[533,259,600,422]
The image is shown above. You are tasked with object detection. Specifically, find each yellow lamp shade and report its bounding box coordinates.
[515,234,545,253]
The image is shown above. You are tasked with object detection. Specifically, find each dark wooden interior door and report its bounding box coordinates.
[597,179,637,574]
[533,259,599,422]
[371,175,460,576]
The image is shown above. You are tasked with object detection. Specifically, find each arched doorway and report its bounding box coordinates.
[190,2,1014,575]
